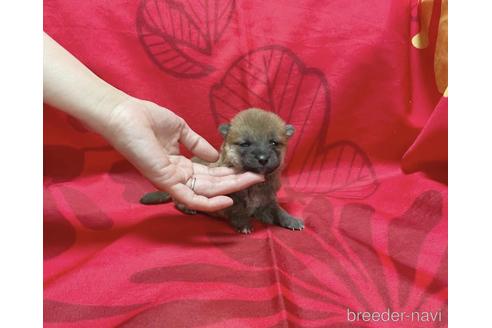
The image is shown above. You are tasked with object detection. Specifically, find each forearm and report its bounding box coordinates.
[43,32,129,133]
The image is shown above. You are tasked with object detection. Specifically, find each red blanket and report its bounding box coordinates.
[44,0,448,327]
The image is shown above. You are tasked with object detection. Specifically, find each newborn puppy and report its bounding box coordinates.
[140,108,304,234]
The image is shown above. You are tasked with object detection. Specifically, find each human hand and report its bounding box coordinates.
[43,33,262,211]
[99,97,264,211]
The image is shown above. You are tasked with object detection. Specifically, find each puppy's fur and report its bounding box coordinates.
[140,108,304,234]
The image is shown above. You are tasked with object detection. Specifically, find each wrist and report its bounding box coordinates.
[82,85,132,136]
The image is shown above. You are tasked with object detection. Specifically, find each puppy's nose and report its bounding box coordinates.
[256,154,269,166]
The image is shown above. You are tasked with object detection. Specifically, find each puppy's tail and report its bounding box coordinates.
[140,191,171,205]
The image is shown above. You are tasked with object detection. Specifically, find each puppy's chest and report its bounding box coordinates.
[234,183,276,215]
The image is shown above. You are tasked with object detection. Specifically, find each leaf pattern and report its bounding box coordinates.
[60,186,114,230]
[388,190,443,307]
[44,190,76,260]
[205,231,343,303]
[286,141,379,199]
[137,0,236,78]
[42,186,447,326]
[108,160,154,204]
[77,190,446,327]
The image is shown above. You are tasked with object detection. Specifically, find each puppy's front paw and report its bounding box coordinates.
[237,225,253,234]
[280,217,304,231]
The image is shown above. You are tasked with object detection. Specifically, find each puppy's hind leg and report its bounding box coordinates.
[256,204,304,231]
[277,208,304,231]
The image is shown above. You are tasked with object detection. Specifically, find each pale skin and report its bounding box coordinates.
[43,32,264,212]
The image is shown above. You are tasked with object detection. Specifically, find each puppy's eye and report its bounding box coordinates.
[269,140,279,146]
[238,141,251,147]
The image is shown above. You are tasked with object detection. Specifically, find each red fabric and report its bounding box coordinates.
[44,1,448,327]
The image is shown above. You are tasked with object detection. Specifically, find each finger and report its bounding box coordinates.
[180,123,219,162]
[169,183,234,212]
[207,166,240,176]
[192,172,265,197]
[192,163,239,177]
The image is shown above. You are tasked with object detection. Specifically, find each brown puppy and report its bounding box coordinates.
[140,108,304,234]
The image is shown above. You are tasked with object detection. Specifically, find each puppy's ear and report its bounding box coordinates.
[219,124,231,138]
[285,124,295,138]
